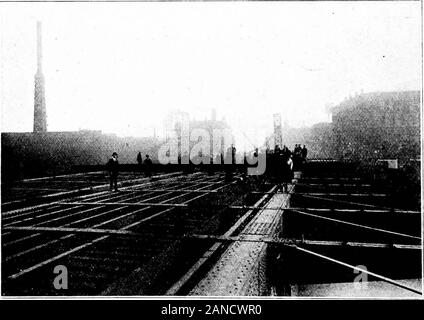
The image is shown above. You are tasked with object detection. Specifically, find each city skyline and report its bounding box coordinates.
[0,2,421,149]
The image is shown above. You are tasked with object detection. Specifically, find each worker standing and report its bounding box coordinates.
[137,152,143,173]
[107,152,119,192]
[144,154,153,178]
[301,145,308,165]
[282,154,294,193]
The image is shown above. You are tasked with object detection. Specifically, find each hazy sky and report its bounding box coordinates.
[0,1,421,149]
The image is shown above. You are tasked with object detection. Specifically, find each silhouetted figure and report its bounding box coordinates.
[271,145,283,181]
[265,148,273,179]
[225,146,236,181]
[274,147,284,186]
[282,154,294,193]
[282,145,291,160]
[107,152,119,192]
[293,144,302,170]
[144,154,153,178]
[301,145,308,161]
[137,152,142,173]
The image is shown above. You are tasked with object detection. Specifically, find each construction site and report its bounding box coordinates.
[1,158,421,297]
[1,10,422,298]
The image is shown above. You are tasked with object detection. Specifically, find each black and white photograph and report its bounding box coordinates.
[0,0,422,301]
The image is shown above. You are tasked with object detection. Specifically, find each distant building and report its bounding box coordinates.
[263,121,333,159]
[331,90,420,161]
[1,130,163,180]
[163,109,190,142]
[190,116,234,158]
[164,109,234,159]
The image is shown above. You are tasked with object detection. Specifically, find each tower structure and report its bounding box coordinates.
[273,113,282,148]
[33,21,47,132]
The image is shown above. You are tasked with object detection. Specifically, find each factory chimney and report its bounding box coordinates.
[33,21,47,133]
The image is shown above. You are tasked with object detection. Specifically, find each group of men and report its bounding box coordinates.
[292,144,308,170]
[137,152,153,177]
[106,152,153,192]
[268,144,308,192]
[106,144,308,192]
[269,145,294,193]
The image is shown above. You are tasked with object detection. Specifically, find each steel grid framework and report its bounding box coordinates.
[1,164,422,296]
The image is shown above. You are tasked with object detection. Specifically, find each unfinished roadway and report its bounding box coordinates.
[1,162,422,297]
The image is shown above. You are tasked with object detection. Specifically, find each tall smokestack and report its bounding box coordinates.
[33,21,47,133]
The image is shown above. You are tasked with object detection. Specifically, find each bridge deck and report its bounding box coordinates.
[1,161,421,296]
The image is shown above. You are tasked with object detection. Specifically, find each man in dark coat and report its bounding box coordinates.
[301,145,308,162]
[282,154,294,193]
[144,154,153,178]
[107,152,119,192]
[137,152,142,165]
